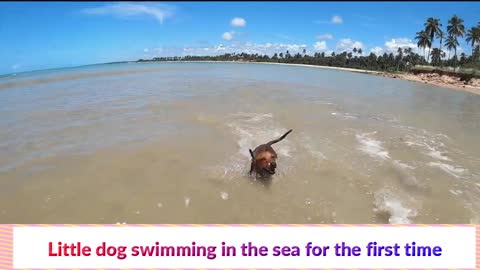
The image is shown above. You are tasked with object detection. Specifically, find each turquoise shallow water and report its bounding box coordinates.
[0,62,479,224]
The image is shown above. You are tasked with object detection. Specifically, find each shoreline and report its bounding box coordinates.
[142,60,480,96]
[2,60,479,96]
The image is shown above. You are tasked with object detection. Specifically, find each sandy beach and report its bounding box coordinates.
[152,61,480,96]
[254,62,480,95]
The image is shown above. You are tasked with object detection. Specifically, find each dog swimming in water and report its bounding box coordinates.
[249,129,293,178]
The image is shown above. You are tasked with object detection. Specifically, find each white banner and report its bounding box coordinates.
[13,226,476,269]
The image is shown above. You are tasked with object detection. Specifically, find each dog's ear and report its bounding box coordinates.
[249,149,254,159]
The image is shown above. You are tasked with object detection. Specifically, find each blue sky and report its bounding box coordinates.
[1,1,480,75]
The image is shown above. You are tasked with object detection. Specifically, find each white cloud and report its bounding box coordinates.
[144,42,310,57]
[331,15,343,24]
[384,38,417,54]
[82,2,174,24]
[316,33,333,40]
[336,38,364,53]
[313,41,328,51]
[143,48,149,53]
[231,17,246,27]
[313,15,343,25]
[11,64,21,71]
[370,47,384,56]
[222,32,234,41]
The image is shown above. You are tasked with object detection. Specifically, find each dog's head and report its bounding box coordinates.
[252,151,277,177]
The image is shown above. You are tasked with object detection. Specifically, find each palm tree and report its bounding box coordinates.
[466,26,480,56]
[353,47,358,54]
[424,17,442,61]
[447,15,465,38]
[445,35,459,66]
[437,30,444,61]
[396,47,404,71]
[472,45,480,61]
[358,48,363,55]
[430,48,445,66]
[459,52,467,65]
[447,15,465,63]
[415,30,431,61]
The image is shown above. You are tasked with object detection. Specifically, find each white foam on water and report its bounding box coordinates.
[220,192,229,200]
[424,145,451,161]
[356,132,390,161]
[428,162,467,179]
[313,100,335,105]
[393,160,415,170]
[449,189,464,196]
[232,112,273,123]
[330,112,359,120]
[299,134,328,162]
[405,141,424,147]
[404,131,453,162]
[374,191,417,224]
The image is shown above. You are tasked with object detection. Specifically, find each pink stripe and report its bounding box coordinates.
[9,223,477,227]
[0,240,12,246]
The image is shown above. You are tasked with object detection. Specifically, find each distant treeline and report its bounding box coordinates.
[137,49,478,73]
[138,15,480,73]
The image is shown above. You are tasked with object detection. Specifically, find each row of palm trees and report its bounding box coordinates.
[140,49,429,73]
[415,15,480,67]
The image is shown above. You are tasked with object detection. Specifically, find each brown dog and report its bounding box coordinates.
[249,129,293,178]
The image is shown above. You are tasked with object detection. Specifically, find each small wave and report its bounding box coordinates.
[330,112,359,120]
[449,189,463,196]
[427,150,451,161]
[374,191,417,224]
[393,160,415,170]
[356,132,390,160]
[404,132,452,162]
[313,100,335,105]
[299,134,327,162]
[232,112,274,123]
[405,141,450,161]
[220,192,229,200]
[428,162,467,178]
[367,115,399,123]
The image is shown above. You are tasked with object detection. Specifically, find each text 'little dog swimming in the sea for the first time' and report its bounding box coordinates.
[48,241,443,260]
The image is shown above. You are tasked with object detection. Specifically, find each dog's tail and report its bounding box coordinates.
[267,129,293,146]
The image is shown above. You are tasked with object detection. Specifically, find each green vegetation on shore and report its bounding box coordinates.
[138,15,480,77]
